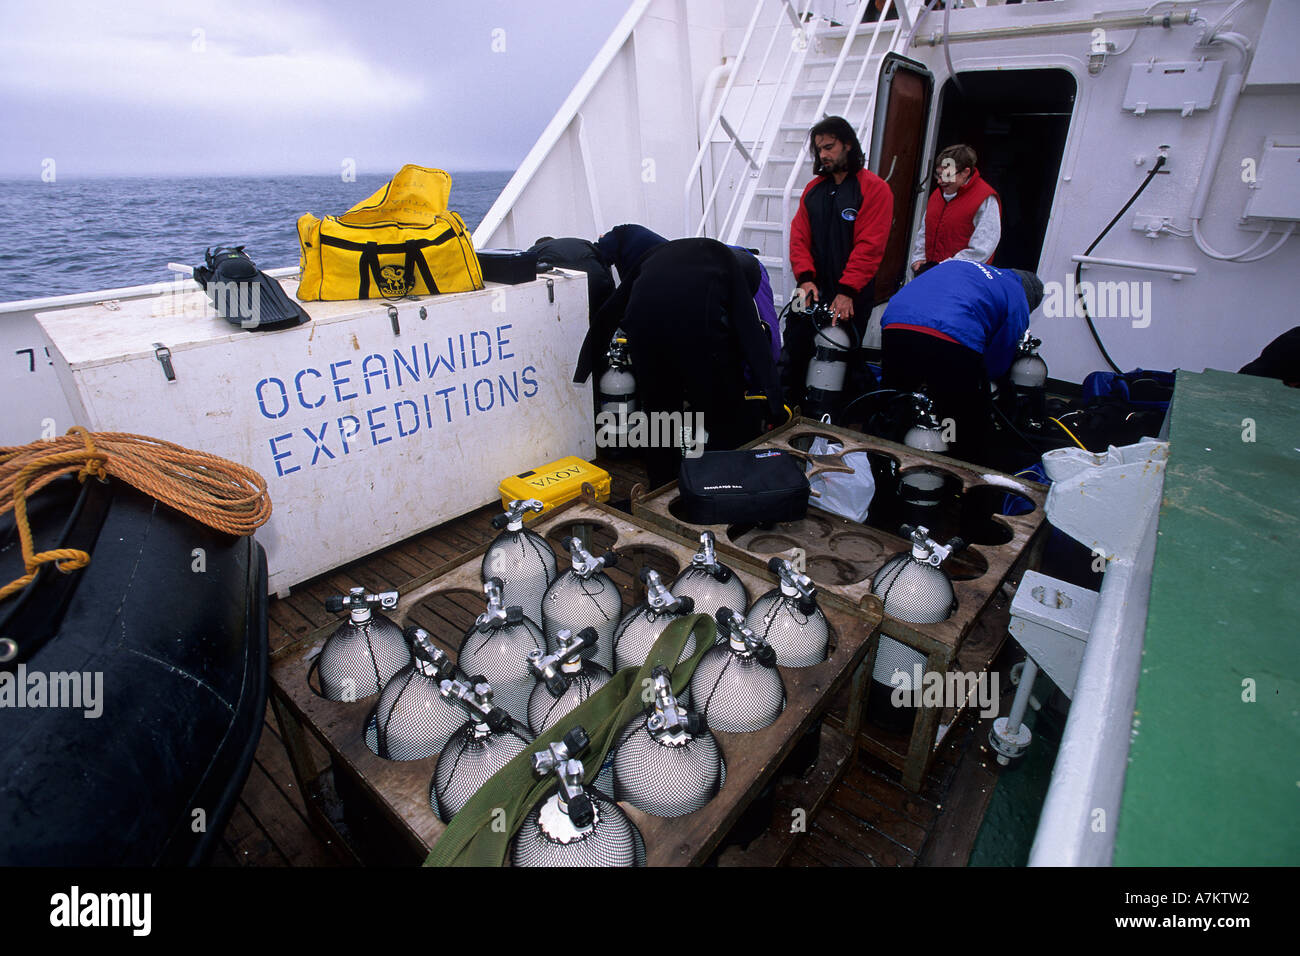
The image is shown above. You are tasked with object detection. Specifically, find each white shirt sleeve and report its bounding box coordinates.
[909,213,927,265]
[950,196,1001,263]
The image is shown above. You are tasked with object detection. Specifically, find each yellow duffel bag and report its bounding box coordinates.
[296,165,484,301]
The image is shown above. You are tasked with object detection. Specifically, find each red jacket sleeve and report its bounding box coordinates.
[837,170,893,295]
[789,179,818,284]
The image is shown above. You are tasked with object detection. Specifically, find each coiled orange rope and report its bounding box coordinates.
[0,427,272,602]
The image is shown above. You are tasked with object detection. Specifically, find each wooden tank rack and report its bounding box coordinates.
[268,493,882,865]
[630,417,1050,790]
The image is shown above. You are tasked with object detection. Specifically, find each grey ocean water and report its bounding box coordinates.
[0,171,513,303]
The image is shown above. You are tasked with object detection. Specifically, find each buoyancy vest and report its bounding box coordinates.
[925,169,998,263]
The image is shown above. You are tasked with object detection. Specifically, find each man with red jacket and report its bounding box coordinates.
[910,144,1001,275]
[789,116,893,336]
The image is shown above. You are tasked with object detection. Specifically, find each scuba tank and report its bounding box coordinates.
[1008,332,1049,429]
[527,627,612,736]
[429,677,532,823]
[902,392,949,453]
[744,558,830,668]
[541,537,622,673]
[365,626,465,760]
[510,725,646,867]
[457,578,546,728]
[871,524,963,624]
[691,607,786,733]
[803,300,853,421]
[596,332,637,456]
[671,531,749,620]
[611,666,725,818]
[317,588,410,701]
[482,498,557,627]
[611,568,696,673]
[868,526,963,733]
[898,392,958,537]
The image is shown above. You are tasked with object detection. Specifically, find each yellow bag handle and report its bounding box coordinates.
[338,165,451,226]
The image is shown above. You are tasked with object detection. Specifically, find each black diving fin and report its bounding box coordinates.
[192,246,310,331]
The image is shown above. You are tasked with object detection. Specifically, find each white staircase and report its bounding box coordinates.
[686,0,921,305]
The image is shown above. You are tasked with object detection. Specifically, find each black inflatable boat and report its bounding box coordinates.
[0,475,267,865]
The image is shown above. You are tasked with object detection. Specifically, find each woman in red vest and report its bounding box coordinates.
[909,144,1001,276]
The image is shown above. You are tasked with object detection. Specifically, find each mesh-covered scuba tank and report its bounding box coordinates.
[510,725,646,867]
[482,499,557,628]
[541,537,622,672]
[867,632,929,734]
[871,525,962,624]
[612,568,696,672]
[457,577,546,727]
[430,678,532,823]
[691,607,786,733]
[611,666,725,817]
[671,531,749,620]
[744,558,830,668]
[365,626,466,760]
[317,588,411,701]
[527,627,612,735]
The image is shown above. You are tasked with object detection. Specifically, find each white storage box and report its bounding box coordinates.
[37,271,594,595]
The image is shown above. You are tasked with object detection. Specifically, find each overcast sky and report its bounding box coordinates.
[0,0,630,178]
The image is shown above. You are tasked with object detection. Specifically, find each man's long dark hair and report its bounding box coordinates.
[808,116,865,176]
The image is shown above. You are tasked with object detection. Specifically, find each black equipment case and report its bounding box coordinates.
[476,248,539,285]
[677,449,809,525]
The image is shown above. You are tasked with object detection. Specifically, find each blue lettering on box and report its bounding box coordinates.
[367,405,392,445]
[303,422,335,465]
[338,415,361,453]
[393,346,420,386]
[522,365,539,398]
[496,324,514,361]
[295,368,325,409]
[256,378,290,419]
[362,354,391,395]
[269,433,299,476]
[394,400,420,437]
[331,360,358,402]
[470,330,493,367]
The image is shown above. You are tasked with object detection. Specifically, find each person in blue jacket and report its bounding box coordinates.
[880,259,1043,464]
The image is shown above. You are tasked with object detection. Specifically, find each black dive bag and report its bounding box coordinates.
[677,449,809,525]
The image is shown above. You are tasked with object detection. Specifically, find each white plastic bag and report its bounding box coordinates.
[806,437,875,522]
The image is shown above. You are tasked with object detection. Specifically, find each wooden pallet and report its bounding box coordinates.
[631,417,1048,790]
[268,494,883,866]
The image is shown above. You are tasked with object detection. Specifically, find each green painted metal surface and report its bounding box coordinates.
[1114,369,1299,865]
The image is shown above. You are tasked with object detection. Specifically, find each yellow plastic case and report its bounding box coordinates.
[499,457,611,519]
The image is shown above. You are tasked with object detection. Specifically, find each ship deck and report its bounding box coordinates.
[217,460,1017,867]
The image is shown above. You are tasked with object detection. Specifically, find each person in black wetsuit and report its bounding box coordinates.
[575,238,783,488]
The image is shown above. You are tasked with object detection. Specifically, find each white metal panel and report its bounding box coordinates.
[37,273,594,595]
[1121,60,1223,115]
[1244,0,1300,90]
[1243,136,1300,221]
